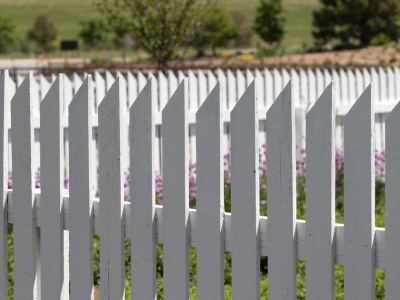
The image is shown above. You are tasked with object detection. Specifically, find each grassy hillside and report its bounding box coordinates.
[0,0,319,50]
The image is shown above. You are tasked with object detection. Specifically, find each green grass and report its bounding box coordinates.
[0,0,319,51]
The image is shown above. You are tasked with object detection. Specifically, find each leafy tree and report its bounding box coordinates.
[313,0,400,47]
[97,0,214,70]
[0,14,17,53]
[27,15,58,52]
[230,10,253,47]
[79,18,113,49]
[253,0,286,47]
[192,7,239,56]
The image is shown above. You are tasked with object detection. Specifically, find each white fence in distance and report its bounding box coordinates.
[1,69,399,299]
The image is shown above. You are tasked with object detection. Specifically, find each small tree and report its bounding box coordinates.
[27,15,58,52]
[97,0,214,71]
[192,7,239,56]
[313,0,400,47]
[0,14,17,53]
[79,18,113,49]
[253,0,286,47]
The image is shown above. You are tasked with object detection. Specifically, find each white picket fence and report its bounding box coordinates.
[1,69,400,299]
[4,66,400,180]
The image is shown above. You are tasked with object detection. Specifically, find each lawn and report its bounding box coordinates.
[0,0,319,51]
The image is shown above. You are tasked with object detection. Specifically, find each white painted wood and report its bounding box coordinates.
[207,70,217,94]
[0,71,10,299]
[116,71,128,112]
[138,71,147,92]
[290,69,300,106]
[178,70,185,83]
[265,68,274,108]
[72,73,83,94]
[355,68,364,99]
[227,69,236,110]
[162,79,189,300]
[316,68,324,98]
[363,68,371,89]
[385,100,400,299]
[158,71,168,110]
[40,75,66,300]
[371,67,380,102]
[324,68,332,89]
[95,71,105,111]
[17,74,24,86]
[379,67,387,102]
[39,74,51,100]
[236,69,246,99]
[246,69,254,87]
[344,84,375,299]
[168,70,178,98]
[256,69,265,108]
[306,83,335,300]
[12,73,39,300]
[300,68,308,105]
[347,69,356,104]
[394,67,400,101]
[340,69,349,105]
[332,69,340,106]
[63,74,73,113]
[69,76,95,300]
[131,78,156,300]
[267,80,296,299]
[282,68,290,87]
[99,78,125,300]
[231,80,260,299]
[387,67,395,101]
[217,69,227,109]
[127,71,138,108]
[196,82,224,300]
[308,68,317,104]
[188,70,198,112]
[105,70,115,91]
[273,68,282,99]
[198,70,207,105]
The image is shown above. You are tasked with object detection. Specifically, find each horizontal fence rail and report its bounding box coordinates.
[0,69,399,299]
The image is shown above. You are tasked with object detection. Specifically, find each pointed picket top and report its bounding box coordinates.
[308,68,317,104]
[207,70,217,94]
[168,70,178,98]
[0,71,10,299]
[63,74,73,114]
[363,67,371,89]
[217,68,227,109]
[39,74,51,99]
[265,68,274,107]
[306,83,335,300]
[273,68,282,99]
[236,69,246,99]
[105,70,115,91]
[99,77,125,300]
[378,67,388,102]
[331,68,340,105]
[282,68,290,88]
[131,78,157,299]
[162,79,189,300]
[246,69,254,87]
[69,75,95,300]
[138,70,147,92]
[316,68,324,99]
[72,73,83,94]
[127,71,138,108]
[116,71,128,112]
[158,70,168,111]
[267,79,296,300]
[231,79,260,299]
[188,69,198,112]
[178,70,185,84]
[387,67,395,102]
[95,71,105,110]
[196,81,224,299]
[370,67,380,102]
[198,69,207,105]
[347,69,356,104]
[355,68,364,99]
[299,68,308,105]
[339,68,349,105]
[227,69,236,110]
[384,100,400,299]
[12,72,38,300]
[290,68,299,106]
[344,84,375,299]
[17,74,24,87]
[324,68,332,88]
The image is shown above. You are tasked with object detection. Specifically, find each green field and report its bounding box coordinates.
[0,0,319,50]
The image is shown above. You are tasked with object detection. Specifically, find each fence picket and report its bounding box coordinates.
[72,73,83,94]
[231,79,260,299]
[138,71,147,92]
[308,68,317,104]
[237,69,246,99]
[131,78,157,299]
[105,70,115,91]
[347,69,356,104]
[196,82,224,300]
[227,69,236,110]
[387,67,395,102]
[385,100,400,300]
[246,69,254,87]
[273,68,282,99]
[99,78,125,300]
[168,70,178,98]
[344,84,375,299]
[198,70,207,105]
[306,83,335,300]
[12,73,39,300]
[316,68,324,98]
[267,80,296,300]
[40,75,66,299]
[95,71,105,112]
[356,68,364,98]
[395,67,400,101]
[162,79,189,300]
[340,69,349,105]
[69,76,95,300]
[300,68,308,105]
[217,69,227,109]
[127,71,138,108]
[0,71,10,299]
